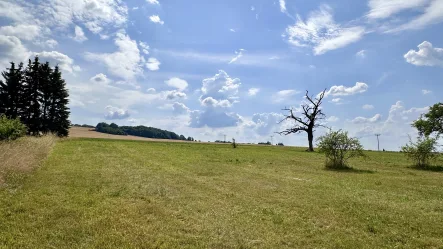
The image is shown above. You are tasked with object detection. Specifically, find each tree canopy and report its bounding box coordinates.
[413,103,443,137]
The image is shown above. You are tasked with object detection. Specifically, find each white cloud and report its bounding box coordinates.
[248,88,260,96]
[363,104,374,110]
[285,5,365,55]
[330,98,342,104]
[149,15,164,25]
[90,73,111,85]
[279,0,287,13]
[230,29,236,32]
[326,116,339,122]
[422,89,432,95]
[146,57,161,71]
[229,49,245,64]
[73,25,88,42]
[44,39,58,48]
[0,24,41,41]
[404,41,443,67]
[251,6,255,11]
[367,0,430,20]
[352,114,382,124]
[356,50,366,58]
[34,51,80,73]
[388,0,443,32]
[162,90,187,101]
[139,41,150,55]
[85,31,143,80]
[105,105,130,120]
[251,113,285,135]
[173,102,190,115]
[146,88,156,93]
[147,0,160,4]
[272,90,299,103]
[189,109,242,128]
[200,70,241,106]
[165,77,188,91]
[0,35,31,69]
[325,82,368,97]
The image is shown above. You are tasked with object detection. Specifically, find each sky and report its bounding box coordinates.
[0,0,442,150]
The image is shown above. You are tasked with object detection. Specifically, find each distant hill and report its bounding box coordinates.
[95,122,195,141]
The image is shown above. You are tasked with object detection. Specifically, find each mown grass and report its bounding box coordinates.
[1,138,443,248]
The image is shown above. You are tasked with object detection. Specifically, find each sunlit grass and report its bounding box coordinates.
[1,138,443,248]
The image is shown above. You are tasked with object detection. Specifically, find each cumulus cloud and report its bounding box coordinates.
[404,41,443,67]
[165,77,188,91]
[146,88,156,93]
[248,88,260,96]
[162,90,187,101]
[363,104,374,110]
[200,70,241,106]
[73,25,88,42]
[0,35,31,69]
[85,31,143,80]
[105,105,130,120]
[272,89,299,103]
[146,57,161,71]
[228,49,245,64]
[0,24,41,41]
[285,5,365,55]
[330,98,343,104]
[173,102,190,115]
[44,39,58,48]
[325,82,368,97]
[251,113,284,135]
[90,73,111,85]
[150,15,164,25]
[422,89,432,95]
[352,114,382,124]
[189,109,242,128]
[34,51,81,73]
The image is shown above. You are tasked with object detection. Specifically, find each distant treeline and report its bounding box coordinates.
[96,122,195,141]
[72,124,95,128]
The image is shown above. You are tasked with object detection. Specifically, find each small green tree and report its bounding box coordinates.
[413,103,443,137]
[0,114,27,141]
[317,130,365,169]
[401,136,439,168]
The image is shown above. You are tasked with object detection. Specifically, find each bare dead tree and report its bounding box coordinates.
[278,89,327,152]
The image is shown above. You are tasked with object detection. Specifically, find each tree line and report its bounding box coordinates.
[0,57,70,137]
[96,122,195,141]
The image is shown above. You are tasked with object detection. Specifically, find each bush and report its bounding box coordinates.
[317,130,365,169]
[401,136,440,168]
[0,115,27,141]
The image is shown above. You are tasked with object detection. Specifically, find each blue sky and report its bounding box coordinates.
[1,0,442,150]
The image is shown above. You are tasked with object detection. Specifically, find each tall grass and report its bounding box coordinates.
[0,135,57,186]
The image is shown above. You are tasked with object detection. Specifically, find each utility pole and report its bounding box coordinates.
[375,134,381,151]
[224,134,226,143]
[270,135,274,145]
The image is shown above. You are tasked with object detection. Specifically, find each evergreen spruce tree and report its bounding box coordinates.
[39,62,54,134]
[0,62,25,119]
[48,66,70,137]
[23,57,42,135]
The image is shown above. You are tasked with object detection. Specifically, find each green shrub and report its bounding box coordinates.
[0,115,27,141]
[317,130,365,169]
[401,136,439,168]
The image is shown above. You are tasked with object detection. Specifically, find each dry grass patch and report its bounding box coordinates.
[0,135,57,187]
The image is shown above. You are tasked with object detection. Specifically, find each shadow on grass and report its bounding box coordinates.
[325,167,375,174]
[409,165,443,172]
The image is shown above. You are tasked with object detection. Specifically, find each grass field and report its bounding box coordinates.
[1,138,443,248]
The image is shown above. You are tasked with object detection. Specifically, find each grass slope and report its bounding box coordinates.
[1,138,443,248]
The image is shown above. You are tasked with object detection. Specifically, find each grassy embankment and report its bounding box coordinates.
[1,137,443,248]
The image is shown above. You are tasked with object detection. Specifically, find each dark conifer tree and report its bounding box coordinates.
[48,66,70,137]
[23,57,42,135]
[0,62,25,119]
[39,62,54,134]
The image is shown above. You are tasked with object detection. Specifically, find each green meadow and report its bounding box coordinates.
[1,138,443,248]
